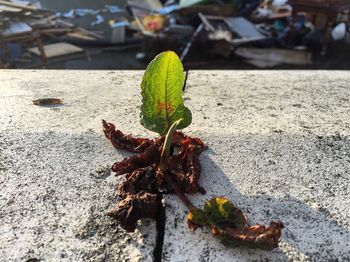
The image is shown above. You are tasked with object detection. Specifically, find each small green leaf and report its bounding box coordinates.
[140,51,192,135]
[187,208,208,228]
[186,197,283,250]
[204,197,246,228]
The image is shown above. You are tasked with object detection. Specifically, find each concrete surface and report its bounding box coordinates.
[0,70,349,261]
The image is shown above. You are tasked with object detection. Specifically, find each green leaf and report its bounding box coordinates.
[140,51,192,135]
[204,197,246,229]
[186,197,283,250]
[187,208,208,228]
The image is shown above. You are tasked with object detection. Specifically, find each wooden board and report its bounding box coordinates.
[235,47,312,66]
[0,4,22,12]
[67,32,97,41]
[28,42,84,58]
[0,0,38,11]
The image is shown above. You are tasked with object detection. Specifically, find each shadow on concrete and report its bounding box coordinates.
[193,138,350,260]
[0,130,156,261]
[162,132,350,261]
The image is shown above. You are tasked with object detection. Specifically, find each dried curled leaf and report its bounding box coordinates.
[112,144,161,176]
[187,197,283,250]
[102,120,154,153]
[117,166,158,198]
[220,221,283,250]
[168,131,207,194]
[108,191,160,232]
[32,98,63,106]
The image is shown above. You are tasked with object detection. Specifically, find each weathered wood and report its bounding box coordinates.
[28,42,84,58]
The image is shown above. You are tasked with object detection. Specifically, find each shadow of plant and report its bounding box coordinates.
[162,133,350,261]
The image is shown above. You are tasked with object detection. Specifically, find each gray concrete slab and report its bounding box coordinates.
[0,70,349,261]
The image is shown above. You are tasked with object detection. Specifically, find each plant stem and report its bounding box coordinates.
[159,120,181,172]
[158,119,196,210]
[163,172,196,210]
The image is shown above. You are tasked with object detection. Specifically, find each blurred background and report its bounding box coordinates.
[1,0,350,69]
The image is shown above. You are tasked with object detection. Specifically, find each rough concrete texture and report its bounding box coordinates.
[0,70,349,261]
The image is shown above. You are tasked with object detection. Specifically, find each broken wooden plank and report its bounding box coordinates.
[225,17,266,39]
[28,42,84,59]
[56,19,103,39]
[235,47,312,66]
[0,0,39,11]
[231,36,267,45]
[198,12,215,31]
[39,28,73,35]
[67,31,97,41]
[10,0,31,5]
[0,4,22,12]
[244,59,281,68]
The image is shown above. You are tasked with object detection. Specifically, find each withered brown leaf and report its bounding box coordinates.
[112,144,161,176]
[108,191,160,232]
[219,222,283,250]
[117,166,158,198]
[103,120,154,153]
[32,98,63,106]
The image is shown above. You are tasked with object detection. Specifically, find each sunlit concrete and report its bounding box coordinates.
[0,70,349,261]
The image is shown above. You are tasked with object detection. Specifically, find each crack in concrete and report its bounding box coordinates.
[153,195,166,262]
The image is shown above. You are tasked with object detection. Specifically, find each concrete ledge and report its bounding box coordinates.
[0,70,349,261]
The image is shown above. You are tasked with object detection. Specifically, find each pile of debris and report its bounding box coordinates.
[126,0,350,68]
[0,0,122,68]
[1,0,350,69]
